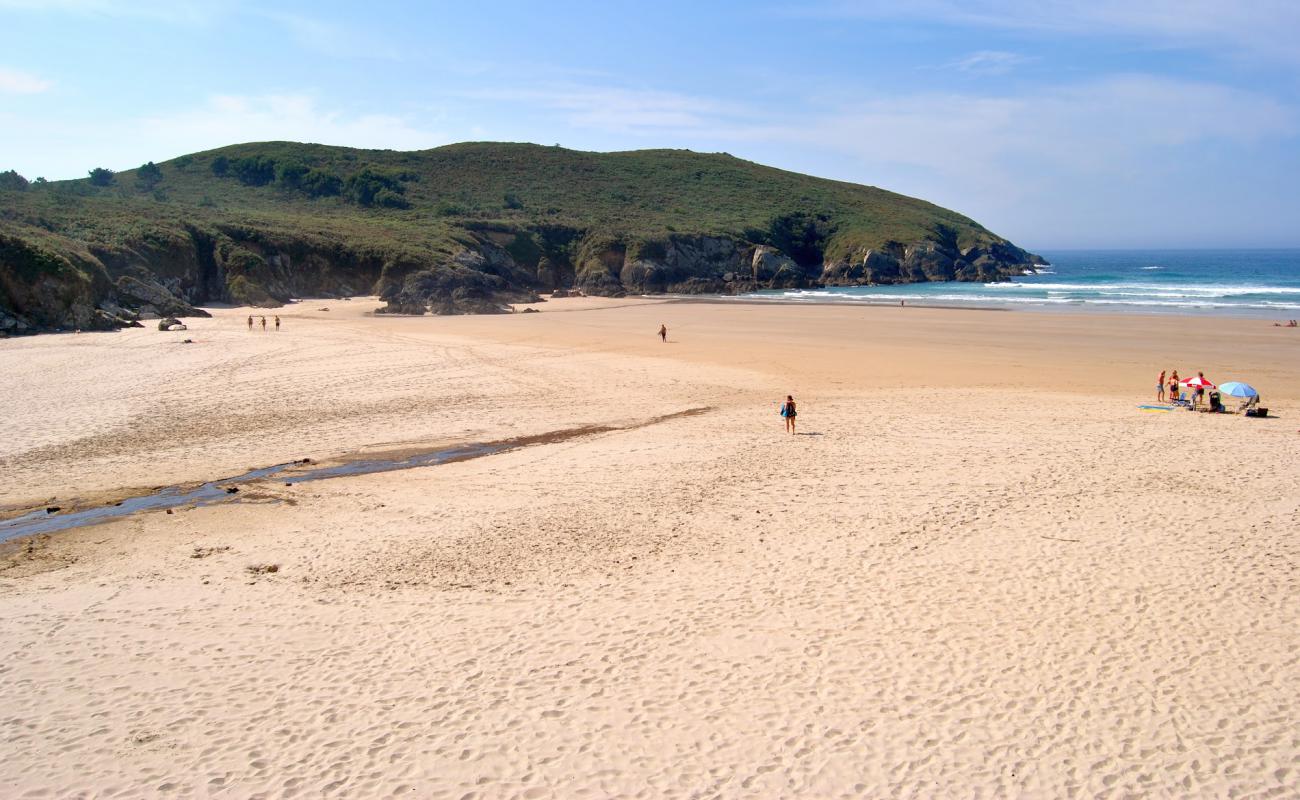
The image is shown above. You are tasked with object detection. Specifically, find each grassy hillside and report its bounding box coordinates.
[0,141,1040,331]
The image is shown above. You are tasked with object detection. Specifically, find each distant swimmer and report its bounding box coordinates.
[275,315,281,331]
[260,316,267,331]
[780,395,797,435]
[658,324,667,343]
[247,315,253,330]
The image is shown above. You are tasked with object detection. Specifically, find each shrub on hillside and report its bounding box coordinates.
[0,169,29,191]
[88,167,115,186]
[232,156,277,186]
[344,169,408,208]
[299,170,342,197]
[136,161,163,189]
[276,161,310,187]
[277,162,342,198]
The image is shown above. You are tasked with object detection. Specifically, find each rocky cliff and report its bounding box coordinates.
[0,142,1045,334]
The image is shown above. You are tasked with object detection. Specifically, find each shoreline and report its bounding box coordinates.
[657,291,1300,320]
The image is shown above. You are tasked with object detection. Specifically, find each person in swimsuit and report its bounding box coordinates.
[260,316,267,331]
[658,324,667,343]
[247,315,253,330]
[780,395,797,434]
[1193,371,1208,408]
[274,315,281,331]
[1157,370,1166,402]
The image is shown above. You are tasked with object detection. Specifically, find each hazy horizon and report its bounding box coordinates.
[3,1,1298,250]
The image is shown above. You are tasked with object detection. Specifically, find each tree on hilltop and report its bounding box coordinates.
[0,169,29,191]
[136,161,163,189]
[88,167,115,186]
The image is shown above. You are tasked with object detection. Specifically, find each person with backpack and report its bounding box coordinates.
[780,395,797,434]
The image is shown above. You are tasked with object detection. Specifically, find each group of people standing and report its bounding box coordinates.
[247,315,281,331]
[1157,369,1219,410]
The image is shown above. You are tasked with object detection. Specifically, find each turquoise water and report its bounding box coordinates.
[740,249,1300,317]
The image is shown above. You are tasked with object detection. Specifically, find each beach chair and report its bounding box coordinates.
[1171,392,1190,408]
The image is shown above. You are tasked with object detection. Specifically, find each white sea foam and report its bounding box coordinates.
[994,282,1300,296]
[740,289,1300,311]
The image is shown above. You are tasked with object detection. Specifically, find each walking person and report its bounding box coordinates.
[260,316,266,331]
[658,324,667,343]
[274,315,281,331]
[1157,369,1166,402]
[780,395,797,435]
[247,315,253,331]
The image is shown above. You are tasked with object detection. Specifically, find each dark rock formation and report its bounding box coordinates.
[377,247,540,316]
[2,220,1048,334]
[117,276,207,319]
[0,225,389,335]
[554,231,1045,301]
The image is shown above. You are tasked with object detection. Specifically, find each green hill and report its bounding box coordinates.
[0,141,1043,333]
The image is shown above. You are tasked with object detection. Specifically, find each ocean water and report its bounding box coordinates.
[738,249,1300,317]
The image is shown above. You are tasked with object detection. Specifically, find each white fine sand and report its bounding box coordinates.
[1,298,1297,798]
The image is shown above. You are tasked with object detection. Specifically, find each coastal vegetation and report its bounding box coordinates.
[0,141,1042,333]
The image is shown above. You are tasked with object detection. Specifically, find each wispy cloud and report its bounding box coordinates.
[0,94,446,179]
[461,85,754,135]
[0,67,52,94]
[795,1,1300,64]
[254,10,407,61]
[0,0,219,24]
[946,50,1032,75]
[140,94,445,152]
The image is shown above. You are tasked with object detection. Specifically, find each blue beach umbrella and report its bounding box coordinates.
[1218,381,1258,398]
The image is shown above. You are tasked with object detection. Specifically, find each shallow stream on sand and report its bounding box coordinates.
[0,407,713,543]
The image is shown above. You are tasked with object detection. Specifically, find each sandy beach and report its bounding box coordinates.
[1,298,1297,798]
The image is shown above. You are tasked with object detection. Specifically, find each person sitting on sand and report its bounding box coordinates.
[780,395,797,434]
[658,324,667,343]
[1157,370,1166,402]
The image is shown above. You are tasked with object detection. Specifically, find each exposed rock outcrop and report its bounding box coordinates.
[116,275,208,319]
[377,244,540,316]
[0,225,389,334]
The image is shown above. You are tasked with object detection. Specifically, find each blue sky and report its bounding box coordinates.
[2,1,1298,248]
